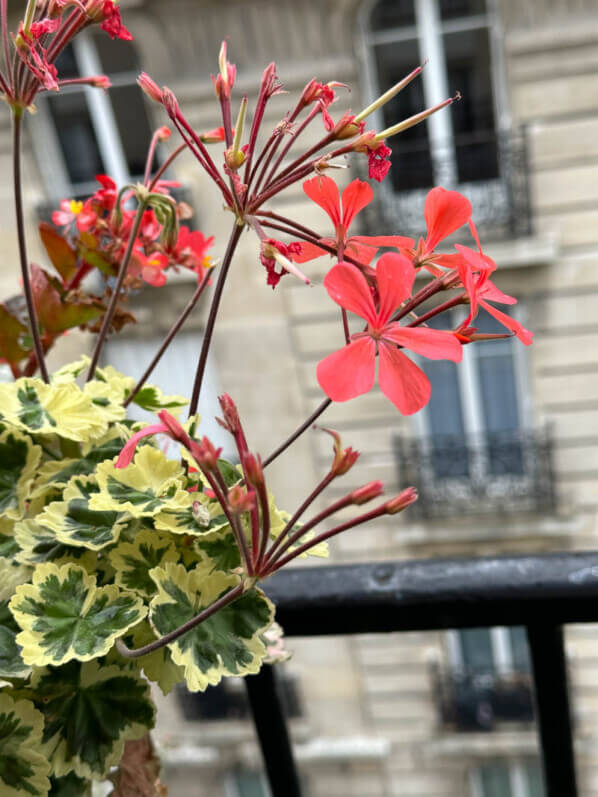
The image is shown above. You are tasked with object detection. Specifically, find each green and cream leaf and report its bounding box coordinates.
[109,528,178,598]
[9,563,146,666]
[149,563,274,692]
[91,447,189,518]
[0,429,41,520]
[31,660,155,780]
[36,476,128,551]
[0,693,51,797]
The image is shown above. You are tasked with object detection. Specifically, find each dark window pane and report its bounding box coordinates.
[370,0,416,30]
[92,30,139,73]
[373,39,433,190]
[439,0,487,20]
[47,92,105,184]
[478,762,511,797]
[509,627,531,673]
[459,628,494,672]
[525,760,546,797]
[234,771,267,797]
[110,85,155,177]
[54,44,79,79]
[445,27,498,181]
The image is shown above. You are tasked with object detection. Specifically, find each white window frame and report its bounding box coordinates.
[31,32,142,201]
[470,759,541,797]
[357,0,511,227]
[448,627,521,677]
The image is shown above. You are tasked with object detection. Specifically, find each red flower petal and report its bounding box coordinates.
[289,240,331,263]
[323,264,377,325]
[303,176,341,228]
[378,342,431,415]
[341,180,373,230]
[424,187,472,252]
[317,337,376,402]
[376,253,415,326]
[479,301,533,345]
[344,239,378,265]
[351,234,415,250]
[382,324,463,362]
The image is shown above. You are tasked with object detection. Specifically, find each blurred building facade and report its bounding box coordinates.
[5,0,598,795]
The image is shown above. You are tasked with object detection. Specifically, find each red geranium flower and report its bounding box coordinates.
[317,254,462,415]
[291,175,412,267]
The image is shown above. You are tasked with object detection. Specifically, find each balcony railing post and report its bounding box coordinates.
[245,664,303,797]
[526,624,578,797]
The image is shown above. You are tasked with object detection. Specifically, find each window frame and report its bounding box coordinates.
[470,759,544,797]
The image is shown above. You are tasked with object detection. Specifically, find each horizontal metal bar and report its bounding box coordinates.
[264,551,598,635]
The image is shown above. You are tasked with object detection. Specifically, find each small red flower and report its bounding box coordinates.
[317,254,462,414]
[100,1,133,40]
[367,141,392,182]
[170,227,214,276]
[291,175,412,267]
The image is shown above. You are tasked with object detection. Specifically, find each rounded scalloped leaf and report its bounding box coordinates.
[127,384,188,413]
[154,491,230,537]
[31,660,155,780]
[0,693,51,797]
[48,773,90,797]
[2,379,107,442]
[0,562,32,679]
[0,517,18,559]
[149,563,275,692]
[194,528,242,573]
[50,356,91,385]
[126,621,185,695]
[0,428,42,520]
[92,364,136,399]
[108,528,178,598]
[36,475,128,551]
[14,519,98,568]
[90,447,189,518]
[83,381,127,425]
[9,562,147,666]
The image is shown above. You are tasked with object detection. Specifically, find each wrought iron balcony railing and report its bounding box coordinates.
[363,129,532,242]
[433,666,535,732]
[394,427,556,519]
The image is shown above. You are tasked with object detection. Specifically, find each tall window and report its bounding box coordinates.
[361,0,511,233]
[472,760,545,797]
[35,32,155,199]
[451,627,530,676]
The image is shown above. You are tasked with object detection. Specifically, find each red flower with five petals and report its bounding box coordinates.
[317,254,463,415]
[291,176,412,268]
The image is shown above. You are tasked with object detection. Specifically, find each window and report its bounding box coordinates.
[34,32,155,200]
[450,627,530,676]
[360,0,522,237]
[418,307,529,480]
[472,760,545,797]
[226,770,270,797]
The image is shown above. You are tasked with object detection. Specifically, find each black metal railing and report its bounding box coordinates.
[394,427,556,518]
[363,129,532,242]
[244,551,598,797]
[433,666,535,731]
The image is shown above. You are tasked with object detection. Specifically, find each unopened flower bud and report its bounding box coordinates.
[224,145,246,170]
[91,75,112,90]
[161,87,180,119]
[320,427,360,476]
[228,484,256,513]
[217,393,241,435]
[242,452,264,487]
[157,410,192,448]
[157,125,171,141]
[385,487,418,514]
[137,72,163,104]
[351,481,385,505]
[190,436,222,471]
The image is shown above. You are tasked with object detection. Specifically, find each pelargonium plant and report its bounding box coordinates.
[0,2,533,796]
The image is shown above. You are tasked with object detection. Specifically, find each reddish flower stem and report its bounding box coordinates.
[172,116,232,203]
[260,471,335,571]
[87,198,148,381]
[12,112,49,382]
[255,480,272,570]
[393,270,457,322]
[263,105,319,189]
[205,467,254,575]
[188,222,244,417]
[124,269,211,408]
[116,582,246,658]
[268,129,336,187]
[268,503,390,574]
[246,129,281,197]
[406,293,465,327]
[148,142,186,190]
[262,397,331,469]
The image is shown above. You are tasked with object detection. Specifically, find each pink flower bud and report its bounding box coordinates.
[385,487,418,514]
[157,410,192,448]
[157,125,171,141]
[190,436,222,471]
[320,427,360,476]
[217,394,241,435]
[242,452,264,487]
[351,481,385,505]
[161,87,179,118]
[90,75,111,90]
[137,72,163,103]
[228,484,256,514]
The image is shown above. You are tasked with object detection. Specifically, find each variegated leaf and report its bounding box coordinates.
[109,528,178,598]
[0,429,41,520]
[0,561,31,679]
[36,475,128,551]
[91,447,189,518]
[0,694,51,797]
[149,563,274,692]
[9,563,146,666]
[31,660,155,780]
